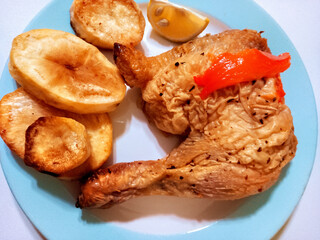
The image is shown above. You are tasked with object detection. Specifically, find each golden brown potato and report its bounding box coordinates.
[70,0,145,49]
[59,112,113,180]
[0,88,113,179]
[9,29,126,114]
[24,116,91,175]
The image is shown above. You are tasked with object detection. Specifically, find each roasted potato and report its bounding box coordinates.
[9,29,126,114]
[24,116,91,175]
[70,0,145,49]
[0,88,113,179]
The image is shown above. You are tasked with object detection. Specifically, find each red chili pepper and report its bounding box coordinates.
[193,49,291,100]
[275,76,286,102]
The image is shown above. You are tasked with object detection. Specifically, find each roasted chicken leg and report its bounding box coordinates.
[77,29,297,208]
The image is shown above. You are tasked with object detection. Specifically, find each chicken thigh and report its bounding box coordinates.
[77,29,297,208]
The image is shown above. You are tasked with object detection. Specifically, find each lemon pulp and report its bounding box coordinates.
[147,0,210,42]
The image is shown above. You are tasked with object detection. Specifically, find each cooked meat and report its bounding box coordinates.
[77,29,297,208]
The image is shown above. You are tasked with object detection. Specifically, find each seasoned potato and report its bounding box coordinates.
[0,88,113,179]
[9,29,126,114]
[70,0,145,49]
[24,117,91,175]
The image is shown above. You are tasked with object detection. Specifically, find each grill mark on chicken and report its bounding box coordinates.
[77,29,297,208]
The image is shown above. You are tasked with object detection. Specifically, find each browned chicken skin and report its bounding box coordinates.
[77,29,297,208]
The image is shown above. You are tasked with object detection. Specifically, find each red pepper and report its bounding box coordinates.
[193,49,291,100]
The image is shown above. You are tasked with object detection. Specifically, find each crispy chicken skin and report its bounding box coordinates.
[77,29,297,208]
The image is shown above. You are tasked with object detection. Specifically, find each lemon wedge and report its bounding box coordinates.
[147,0,209,42]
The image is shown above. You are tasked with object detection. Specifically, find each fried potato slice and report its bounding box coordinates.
[0,88,113,179]
[70,0,145,49]
[24,117,91,175]
[9,29,126,114]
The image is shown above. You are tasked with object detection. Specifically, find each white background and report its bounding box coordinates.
[0,0,319,239]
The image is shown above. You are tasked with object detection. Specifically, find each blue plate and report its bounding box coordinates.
[0,0,317,239]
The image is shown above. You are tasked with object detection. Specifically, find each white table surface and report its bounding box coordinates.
[0,0,319,239]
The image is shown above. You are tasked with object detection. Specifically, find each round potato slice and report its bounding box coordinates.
[24,116,91,175]
[70,0,145,49]
[9,29,126,114]
[0,88,113,179]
